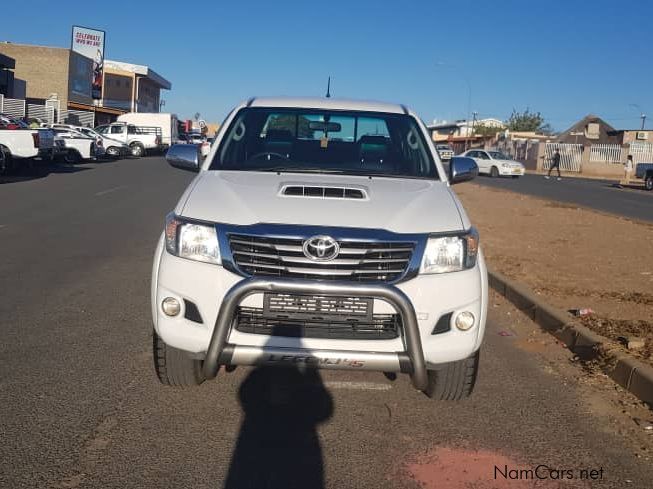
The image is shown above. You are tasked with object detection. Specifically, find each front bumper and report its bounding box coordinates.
[152,236,488,390]
[499,166,525,176]
[203,278,428,390]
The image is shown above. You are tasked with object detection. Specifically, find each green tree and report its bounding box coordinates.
[506,109,551,133]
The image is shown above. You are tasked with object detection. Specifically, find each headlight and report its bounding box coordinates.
[501,163,511,168]
[165,213,221,265]
[420,228,479,274]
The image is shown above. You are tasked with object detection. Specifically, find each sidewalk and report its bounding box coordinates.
[455,182,653,365]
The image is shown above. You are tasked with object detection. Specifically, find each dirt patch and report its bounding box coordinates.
[454,183,653,365]
[580,316,653,362]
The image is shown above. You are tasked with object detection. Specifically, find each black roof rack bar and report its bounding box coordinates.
[246,97,256,107]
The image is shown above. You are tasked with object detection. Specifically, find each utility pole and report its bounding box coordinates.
[629,104,647,130]
[471,111,478,146]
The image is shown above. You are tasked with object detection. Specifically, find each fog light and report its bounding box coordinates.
[162,297,181,317]
[455,311,475,330]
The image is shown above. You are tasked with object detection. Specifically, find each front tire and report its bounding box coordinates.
[490,166,499,178]
[106,146,120,158]
[153,330,205,386]
[424,350,479,400]
[645,175,653,191]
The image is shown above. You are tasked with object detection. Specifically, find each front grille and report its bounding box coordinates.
[235,306,400,340]
[228,234,415,282]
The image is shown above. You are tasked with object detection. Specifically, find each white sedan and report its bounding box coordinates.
[460,149,525,178]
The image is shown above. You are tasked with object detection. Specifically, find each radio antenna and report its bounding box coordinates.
[325,76,331,98]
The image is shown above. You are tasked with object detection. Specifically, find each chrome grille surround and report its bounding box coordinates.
[218,223,428,284]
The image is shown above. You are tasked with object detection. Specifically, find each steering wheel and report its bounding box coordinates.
[248,152,291,162]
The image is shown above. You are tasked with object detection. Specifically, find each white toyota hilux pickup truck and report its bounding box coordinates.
[0,121,54,174]
[152,97,486,400]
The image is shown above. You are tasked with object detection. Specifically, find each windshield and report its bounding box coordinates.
[489,151,511,160]
[210,108,437,179]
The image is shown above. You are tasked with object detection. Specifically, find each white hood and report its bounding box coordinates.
[178,171,466,234]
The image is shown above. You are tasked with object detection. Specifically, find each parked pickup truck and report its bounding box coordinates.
[0,123,54,175]
[50,127,99,163]
[94,122,162,157]
[152,96,487,400]
[634,163,653,191]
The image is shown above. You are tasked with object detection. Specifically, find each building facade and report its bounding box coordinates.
[102,60,171,114]
[428,118,505,141]
[0,41,171,126]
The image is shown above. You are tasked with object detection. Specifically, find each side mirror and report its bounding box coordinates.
[166,144,200,172]
[449,156,478,184]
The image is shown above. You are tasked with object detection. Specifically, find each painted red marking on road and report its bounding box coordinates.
[404,447,584,488]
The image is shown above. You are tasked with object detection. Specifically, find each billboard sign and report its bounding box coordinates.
[71,26,105,100]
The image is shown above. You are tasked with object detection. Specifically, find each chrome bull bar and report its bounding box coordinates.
[202,278,428,391]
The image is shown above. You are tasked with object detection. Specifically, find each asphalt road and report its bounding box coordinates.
[1,158,652,489]
[473,173,653,223]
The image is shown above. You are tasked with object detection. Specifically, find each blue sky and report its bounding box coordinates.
[3,0,652,131]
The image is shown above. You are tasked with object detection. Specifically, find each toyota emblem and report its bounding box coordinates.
[302,235,340,262]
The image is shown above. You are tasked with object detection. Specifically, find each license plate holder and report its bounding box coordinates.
[263,293,373,320]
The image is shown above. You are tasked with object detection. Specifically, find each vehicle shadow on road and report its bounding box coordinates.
[0,163,90,185]
[604,183,649,192]
[223,363,334,489]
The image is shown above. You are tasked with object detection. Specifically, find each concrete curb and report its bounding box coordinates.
[488,268,653,407]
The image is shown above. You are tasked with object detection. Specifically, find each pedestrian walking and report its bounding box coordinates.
[545,149,562,180]
[619,155,634,188]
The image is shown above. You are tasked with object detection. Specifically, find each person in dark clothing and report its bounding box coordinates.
[545,149,562,180]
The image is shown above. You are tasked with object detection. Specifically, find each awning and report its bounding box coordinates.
[67,101,126,116]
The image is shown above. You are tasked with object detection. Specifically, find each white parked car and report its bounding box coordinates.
[461,149,525,178]
[151,97,488,400]
[50,128,98,163]
[51,124,130,158]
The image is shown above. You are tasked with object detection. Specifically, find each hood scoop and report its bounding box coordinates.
[280,184,368,200]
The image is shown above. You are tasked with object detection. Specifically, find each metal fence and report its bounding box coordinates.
[0,96,26,118]
[630,142,653,164]
[60,109,95,127]
[544,143,583,172]
[589,143,624,164]
[2,96,95,128]
[27,104,55,124]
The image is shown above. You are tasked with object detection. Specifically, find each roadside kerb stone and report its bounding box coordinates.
[488,267,653,407]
